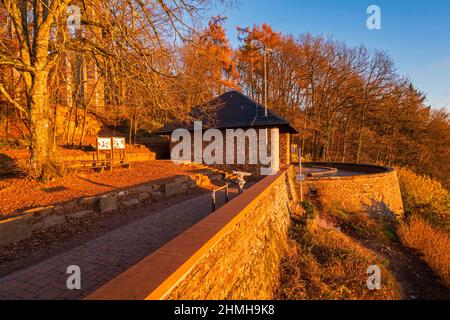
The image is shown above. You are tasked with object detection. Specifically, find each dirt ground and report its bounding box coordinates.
[0,161,197,219]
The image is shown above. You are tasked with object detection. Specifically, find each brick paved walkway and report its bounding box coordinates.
[0,188,237,300]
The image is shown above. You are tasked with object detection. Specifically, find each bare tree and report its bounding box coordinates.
[0,0,215,178]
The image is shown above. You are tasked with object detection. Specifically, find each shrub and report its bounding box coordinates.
[398,216,450,287]
[397,167,450,232]
[301,199,317,220]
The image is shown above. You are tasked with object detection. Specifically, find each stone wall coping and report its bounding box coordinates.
[86,170,288,300]
[303,162,396,181]
[305,166,338,177]
[53,151,155,164]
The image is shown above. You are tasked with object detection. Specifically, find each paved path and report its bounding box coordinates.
[0,188,237,300]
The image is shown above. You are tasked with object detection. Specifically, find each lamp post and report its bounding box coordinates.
[264,48,273,117]
[299,148,303,202]
[295,148,305,202]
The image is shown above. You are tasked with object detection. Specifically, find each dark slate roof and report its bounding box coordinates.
[155,90,298,134]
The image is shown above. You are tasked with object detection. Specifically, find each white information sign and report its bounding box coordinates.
[112,137,126,150]
[97,138,112,151]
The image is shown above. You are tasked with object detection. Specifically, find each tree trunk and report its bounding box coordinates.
[5,115,9,136]
[128,116,133,145]
[53,104,58,150]
[133,113,139,145]
[29,70,52,178]
[65,104,74,144]
[79,104,89,146]
[356,110,366,163]
[70,102,79,146]
[341,118,350,162]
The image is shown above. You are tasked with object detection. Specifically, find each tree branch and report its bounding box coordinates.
[0,82,28,113]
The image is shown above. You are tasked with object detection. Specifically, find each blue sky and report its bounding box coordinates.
[207,0,450,110]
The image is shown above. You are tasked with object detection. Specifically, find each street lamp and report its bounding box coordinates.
[264,48,273,117]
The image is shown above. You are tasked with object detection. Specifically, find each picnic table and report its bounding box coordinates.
[73,137,131,172]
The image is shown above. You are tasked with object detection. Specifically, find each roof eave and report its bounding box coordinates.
[154,123,298,135]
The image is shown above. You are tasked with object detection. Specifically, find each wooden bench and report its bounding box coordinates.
[69,137,132,173]
[71,158,131,173]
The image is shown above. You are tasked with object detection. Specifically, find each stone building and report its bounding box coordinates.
[156,91,298,176]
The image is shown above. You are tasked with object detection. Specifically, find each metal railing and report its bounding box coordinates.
[211,184,230,212]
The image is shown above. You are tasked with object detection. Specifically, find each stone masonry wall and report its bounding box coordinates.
[161,170,294,300]
[279,132,290,166]
[301,167,404,219]
[169,129,291,177]
[0,152,156,177]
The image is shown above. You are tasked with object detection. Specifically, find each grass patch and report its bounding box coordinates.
[398,216,450,287]
[275,222,401,300]
[326,208,395,243]
[397,167,450,232]
[396,167,450,288]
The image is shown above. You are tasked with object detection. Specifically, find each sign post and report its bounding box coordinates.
[96,137,128,171]
[295,149,304,202]
[112,137,126,165]
[96,137,112,167]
